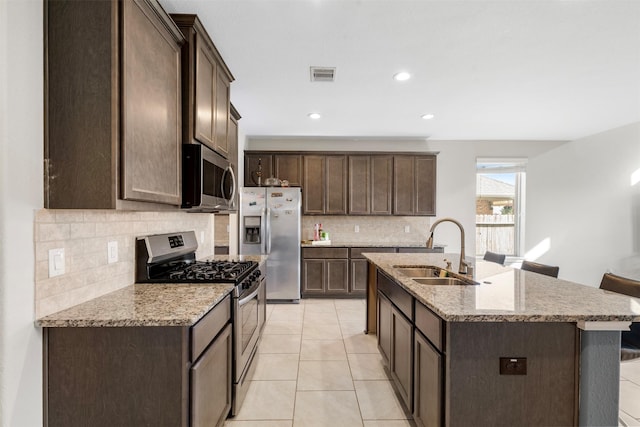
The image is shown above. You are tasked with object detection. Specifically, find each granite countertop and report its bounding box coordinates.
[300,241,445,248]
[36,283,234,327]
[36,254,268,328]
[364,252,640,323]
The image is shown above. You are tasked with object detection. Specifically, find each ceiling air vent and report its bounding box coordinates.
[310,67,336,82]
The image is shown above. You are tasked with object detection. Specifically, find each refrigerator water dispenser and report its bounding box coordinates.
[243,217,261,244]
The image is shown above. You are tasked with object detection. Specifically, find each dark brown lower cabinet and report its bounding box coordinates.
[44,295,232,427]
[390,305,413,411]
[191,323,232,427]
[377,291,392,365]
[301,248,349,296]
[413,330,442,427]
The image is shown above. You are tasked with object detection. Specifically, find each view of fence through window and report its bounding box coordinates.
[476,159,526,257]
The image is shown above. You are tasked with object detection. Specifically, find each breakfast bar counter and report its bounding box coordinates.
[364,252,640,427]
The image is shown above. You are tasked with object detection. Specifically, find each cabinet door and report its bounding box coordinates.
[413,330,443,427]
[214,69,230,157]
[371,155,393,215]
[391,306,413,412]
[326,259,349,294]
[244,153,273,187]
[350,259,368,294]
[303,155,325,214]
[191,323,232,427]
[415,156,436,215]
[377,292,392,366]
[274,154,302,187]
[349,156,371,215]
[325,155,347,214]
[302,259,325,294]
[194,35,216,149]
[121,0,182,205]
[393,155,415,215]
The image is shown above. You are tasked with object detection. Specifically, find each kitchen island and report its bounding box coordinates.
[364,252,640,427]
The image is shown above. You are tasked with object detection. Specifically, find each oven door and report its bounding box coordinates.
[234,279,261,383]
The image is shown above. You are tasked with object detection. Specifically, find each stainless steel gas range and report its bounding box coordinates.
[135,231,266,417]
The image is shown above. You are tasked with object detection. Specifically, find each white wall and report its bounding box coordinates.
[527,122,640,286]
[246,138,565,253]
[0,1,44,426]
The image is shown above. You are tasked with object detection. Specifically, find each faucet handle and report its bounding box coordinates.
[443,258,452,270]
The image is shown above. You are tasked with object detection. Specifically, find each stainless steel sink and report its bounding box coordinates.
[412,277,477,286]
[393,265,441,278]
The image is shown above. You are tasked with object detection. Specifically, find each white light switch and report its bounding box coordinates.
[48,248,65,277]
[108,241,118,264]
[404,226,411,233]
[354,225,360,233]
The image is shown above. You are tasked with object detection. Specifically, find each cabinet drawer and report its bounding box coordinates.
[377,270,413,320]
[350,247,396,259]
[415,301,443,352]
[191,295,231,361]
[302,247,348,259]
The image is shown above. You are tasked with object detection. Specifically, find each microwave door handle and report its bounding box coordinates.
[265,208,272,254]
[228,166,237,209]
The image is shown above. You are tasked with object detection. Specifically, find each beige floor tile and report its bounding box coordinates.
[363,421,414,427]
[263,320,303,335]
[334,299,366,309]
[304,310,339,322]
[259,334,301,354]
[620,380,640,419]
[302,323,343,340]
[618,410,640,427]
[340,320,367,336]
[621,359,640,385]
[293,391,363,427]
[344,333,379,354]
[297,360,354,391]
[348,353,389,380]
[225,421,293,427]
[304,302,337,313]
[300,339,347,361]
[354,380,410,420]
[269,310,305,323]
[234,380,297,420]
[337,308,365,323]
[253,354,300,380]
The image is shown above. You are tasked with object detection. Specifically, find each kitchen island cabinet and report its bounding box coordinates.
[365,253,640,427]
[46,0,184,209]
[38,284,234,427]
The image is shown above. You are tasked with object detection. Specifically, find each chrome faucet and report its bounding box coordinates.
[426,217,471,275]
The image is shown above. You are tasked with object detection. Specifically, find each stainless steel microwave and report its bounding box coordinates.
[182,143,237,212]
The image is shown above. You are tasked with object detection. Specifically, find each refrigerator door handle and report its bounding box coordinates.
[265,207,272,254]
[260,208,267,254]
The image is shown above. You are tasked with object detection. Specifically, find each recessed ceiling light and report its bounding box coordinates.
[393,72,411,81]
[421,113,435,120]
[308,112,321,119]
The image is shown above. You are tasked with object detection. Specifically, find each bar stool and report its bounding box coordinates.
[599,272,640,361]
[520,260,560,278]
[483,251,506,265]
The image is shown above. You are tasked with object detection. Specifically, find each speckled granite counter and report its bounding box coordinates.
[36,283,234,327]
[36,255,268,328]
[365,252,640,323]
[300,241,445,248]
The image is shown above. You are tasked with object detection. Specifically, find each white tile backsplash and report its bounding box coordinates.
[302,216,431,244]
[34,209,215,318]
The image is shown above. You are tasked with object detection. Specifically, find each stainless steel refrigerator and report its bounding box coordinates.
[239,187,301,302]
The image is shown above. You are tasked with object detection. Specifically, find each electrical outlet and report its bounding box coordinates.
[354,225,360,233]
[48,248,65,277]
[404,225,410,233]
[499,357,527,375]
[107,241,118,264]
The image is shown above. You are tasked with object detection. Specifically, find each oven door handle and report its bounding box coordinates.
[238,285,260,307]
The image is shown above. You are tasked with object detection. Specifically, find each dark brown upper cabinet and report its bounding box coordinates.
[171,14,234,158]
[244,152,302,187]
[394,155,436,216]
[303,155,347,215]
[45,0,184,209]
[348,155,393,215]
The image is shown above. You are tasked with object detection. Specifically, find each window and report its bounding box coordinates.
[476,158,526,257]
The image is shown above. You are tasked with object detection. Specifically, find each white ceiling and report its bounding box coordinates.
[160,0,640,141]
